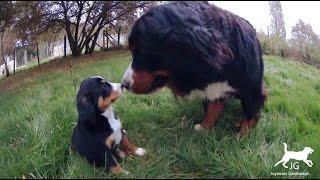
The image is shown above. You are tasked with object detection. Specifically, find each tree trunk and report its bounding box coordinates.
[103,30,105,49]
[65,25,81,57]
[106,28,109,50]
[1,34,9,77]
[84,37,90,54]
[88,31,101,54]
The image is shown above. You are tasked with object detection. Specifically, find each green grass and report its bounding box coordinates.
[0,51,320,179]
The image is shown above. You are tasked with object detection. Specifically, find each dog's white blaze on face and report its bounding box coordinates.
[188,81,235,100]
[121,62,134,89]
[110,83,123,97]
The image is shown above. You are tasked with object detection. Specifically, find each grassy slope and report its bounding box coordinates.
[0,51,319,179]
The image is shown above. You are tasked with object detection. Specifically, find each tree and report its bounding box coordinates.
[269,1,287,57]
[269,1,286,40]
[17,1,151,57]
[289,20,320,64]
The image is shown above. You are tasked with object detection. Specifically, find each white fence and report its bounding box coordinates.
[0,32,128,76]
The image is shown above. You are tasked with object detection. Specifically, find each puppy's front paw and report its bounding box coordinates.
[134,148,146,156]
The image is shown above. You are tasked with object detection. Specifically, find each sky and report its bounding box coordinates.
[209,1,320,39]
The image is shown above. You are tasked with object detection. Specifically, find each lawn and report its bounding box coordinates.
[0,50,319,179]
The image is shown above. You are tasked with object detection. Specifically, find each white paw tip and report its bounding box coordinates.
[123,170,130,176]
[194,124,204,131]
[135,148,146,156]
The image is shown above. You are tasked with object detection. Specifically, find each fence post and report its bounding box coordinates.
[118,26,121,46]
[37,42,40,65]
[13,48,16,74]
[24,49,27,65]
[64,36,67,57]
[103,30,105,48]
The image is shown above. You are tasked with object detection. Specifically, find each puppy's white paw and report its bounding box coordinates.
[123,170,130,176]
[194,124,204,131]
[134,148,146,156]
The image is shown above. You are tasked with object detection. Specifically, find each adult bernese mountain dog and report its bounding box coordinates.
[121,1,267,137]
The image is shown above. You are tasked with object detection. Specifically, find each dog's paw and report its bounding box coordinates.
[116,149,126,159]
[134,148,146,156]
[123,170,130,176]
[194,124,204,131]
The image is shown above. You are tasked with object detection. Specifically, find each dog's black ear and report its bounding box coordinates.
[76,94,96,129]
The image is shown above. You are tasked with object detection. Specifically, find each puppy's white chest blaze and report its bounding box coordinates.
[101,107,122,145]
[188,81,235,100]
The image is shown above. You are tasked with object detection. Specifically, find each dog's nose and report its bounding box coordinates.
[121,82,130,90]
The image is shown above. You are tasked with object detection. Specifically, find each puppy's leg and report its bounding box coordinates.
[106,153,129,175]
[120,131,146,157]
[115,148,126,159]
[104,135,129,175]
[194,100,224,131]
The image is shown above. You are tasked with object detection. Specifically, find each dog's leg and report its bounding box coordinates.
[107,154,129,175]
[309,160,313,166]
[194,100,224,131]
[105,134,115,149]
[261,82,268,102]
[282,161,289,168]
[238,84,266,137]
[239,118,257,137]
[120,131,146,157]
[274,160,283,167]
[303,160,313,167]
[115,148,126,159]
[104,136,129,175]
[202,99,209,114]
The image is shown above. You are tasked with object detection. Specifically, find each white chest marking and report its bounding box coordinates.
[188,81,235,100]
[101,107,122,145]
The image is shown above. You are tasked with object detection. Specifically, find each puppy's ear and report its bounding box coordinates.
[77,94,96,129]
[161,26,233,70]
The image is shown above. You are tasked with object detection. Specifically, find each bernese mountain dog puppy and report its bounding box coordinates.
[121,1,267,137]
[71,76,146,175]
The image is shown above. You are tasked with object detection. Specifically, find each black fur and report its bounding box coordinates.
[128,1,265,120]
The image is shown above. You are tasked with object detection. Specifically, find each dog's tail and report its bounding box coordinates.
[283,143,288,153]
